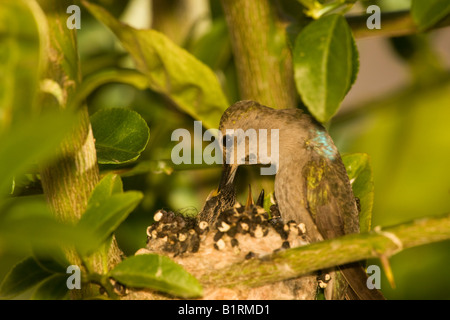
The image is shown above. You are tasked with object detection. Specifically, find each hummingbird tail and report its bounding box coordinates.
[340,263,386,300]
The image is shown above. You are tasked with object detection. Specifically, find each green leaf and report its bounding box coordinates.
[0,111,75,194]
[293,14,358,123]
[74,69,149,109]
[411,0,450,31]
[0,197,97,255]
[32,246,69,274]
[90,108,150,164]
[0,257,51,298]
[31,274,69,300]
[82,0,228,129]
[77,190,143,255]
[0,0,46,127]
[342,153,374,233]
[87,173,123,209]
[109,254,203,298]
[263,192,274,218]
[189,18,231,71]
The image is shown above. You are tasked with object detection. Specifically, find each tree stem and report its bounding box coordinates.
[37,0,122,297]
[40,109,99,222]
[220,0,297,109]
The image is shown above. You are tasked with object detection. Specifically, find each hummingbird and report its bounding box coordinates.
[199,100,385,300]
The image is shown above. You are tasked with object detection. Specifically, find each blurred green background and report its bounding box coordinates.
[1,0,449,299]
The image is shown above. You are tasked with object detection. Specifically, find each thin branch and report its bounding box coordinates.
[202,213,450,288]
[347,10,450,39]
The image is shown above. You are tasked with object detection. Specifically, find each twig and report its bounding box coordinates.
[347,10,450,39]
[202,213,450,288]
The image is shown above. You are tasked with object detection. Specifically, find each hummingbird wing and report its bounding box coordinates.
[302,151,385,299]
[302,153,360,239]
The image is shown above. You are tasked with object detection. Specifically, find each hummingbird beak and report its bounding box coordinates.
[198,163,237,224]
[218,163,238,192]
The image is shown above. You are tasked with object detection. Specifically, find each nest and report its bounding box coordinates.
[126,203,325,300]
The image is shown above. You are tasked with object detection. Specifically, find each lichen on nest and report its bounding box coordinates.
[131,201,326,300]
[141,201,310,268]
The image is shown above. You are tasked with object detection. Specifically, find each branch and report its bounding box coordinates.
[347,10,450,39]
[201,213,450,288]
[220,0,297,108]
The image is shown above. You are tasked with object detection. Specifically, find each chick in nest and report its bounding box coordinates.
[134,187,318,300]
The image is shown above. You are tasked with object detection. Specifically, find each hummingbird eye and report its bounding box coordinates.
[222,134,232,148]
[248,153,257,162]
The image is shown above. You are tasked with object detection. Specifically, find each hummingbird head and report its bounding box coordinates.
[199,100,303,223]
[199,100,277,223]
[218,100,283,187]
